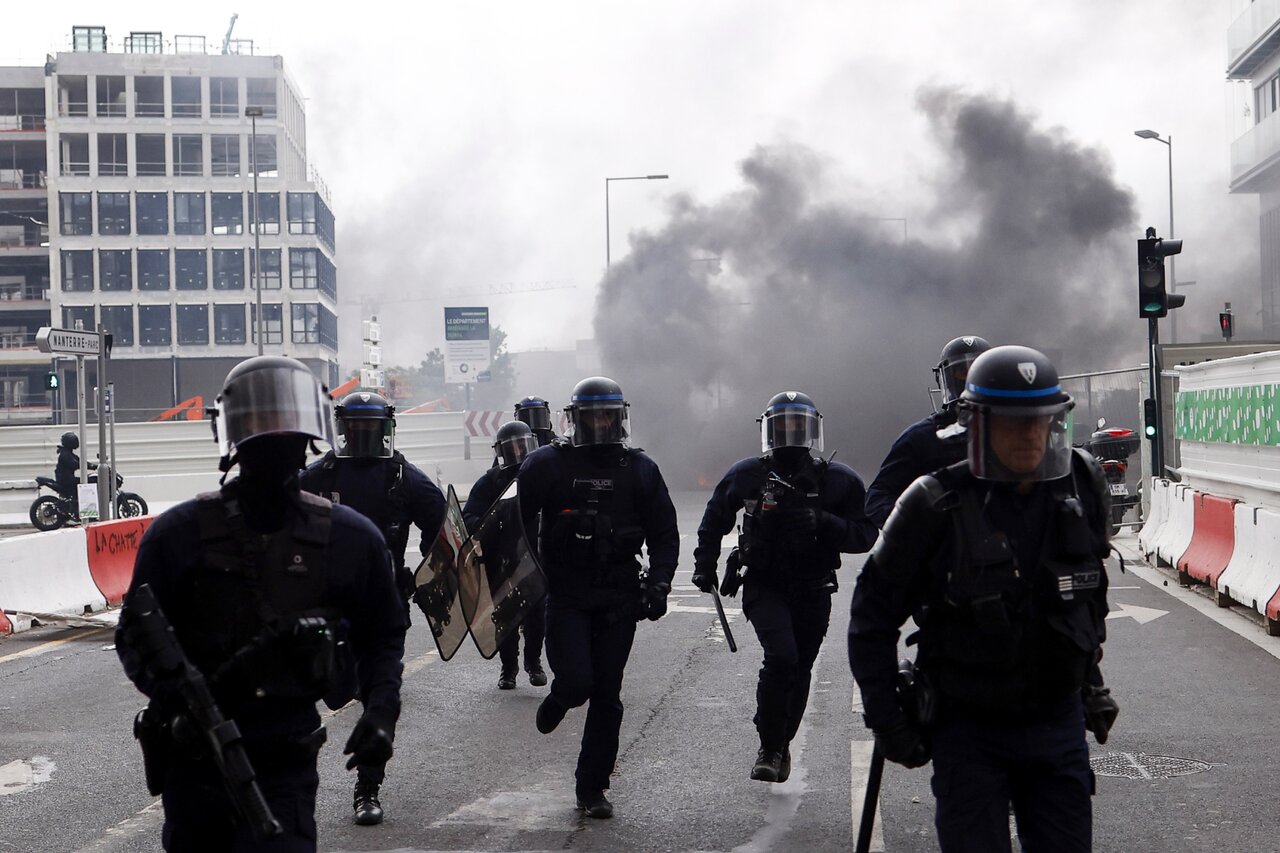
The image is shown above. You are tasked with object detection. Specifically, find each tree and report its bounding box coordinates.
[383,325,515,410]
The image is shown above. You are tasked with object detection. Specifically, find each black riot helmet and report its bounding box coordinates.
[934,335,992,407]
[493,420,538,469]
[60,431,79,451]
[513,396,552,432]
[758,391,824,454]
[957,346,1074,482]
[210,356,334,472]
[334,391,395,459]
[564,376,629,446]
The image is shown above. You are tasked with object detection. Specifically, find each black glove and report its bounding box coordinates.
[639,582,670,621]
[691,564,718,594]
[343,711,394,771]
[781,507,818,535]
[873,717,930,768]
[395,564,416,601]
[1083,685,1119,745]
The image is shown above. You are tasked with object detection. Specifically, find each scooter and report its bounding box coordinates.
[29,466,148,531]
[1081,419,1140,535]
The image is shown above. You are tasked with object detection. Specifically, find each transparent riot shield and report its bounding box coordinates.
[412,485,469,661]
[457,479,547,659]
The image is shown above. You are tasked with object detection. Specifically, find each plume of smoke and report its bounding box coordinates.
[595,87,1138,486]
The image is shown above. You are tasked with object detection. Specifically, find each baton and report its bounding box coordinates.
[855,742,885,853]
[709,587,737,653]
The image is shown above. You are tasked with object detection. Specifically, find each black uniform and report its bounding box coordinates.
[848,451,1111,852]
[517,441,679,797]
[298,450,444,786]
[54,445,79,496]
[696,455,877,754]
[864,410,966,528]
[116,482,407,851]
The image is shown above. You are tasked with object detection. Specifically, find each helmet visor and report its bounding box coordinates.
[215,368,334,460]
[515,405,551,432]
[966,405,1074,482]
[496,433,538,468]
[567,401,630,446]
[336,417,394,458]
[760,407,823,453]
[936,352,982,405]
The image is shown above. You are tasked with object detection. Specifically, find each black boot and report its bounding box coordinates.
[576,789,614,819]
[526,660,547,687]
[536,695,567,734]
[750,747,785,783]
[499,668,517,690]
[352,778,383,826]
[777,746,792,783]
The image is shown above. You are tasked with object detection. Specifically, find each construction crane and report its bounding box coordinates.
[221,14,239,55]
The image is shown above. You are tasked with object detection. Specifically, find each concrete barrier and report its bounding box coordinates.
[1137,478,1171,556]
[1217,504,1280,623]
[1177,493,1238,588]
[0,526,108,621]
[85,517,152,605]
[1153,485,1196,568]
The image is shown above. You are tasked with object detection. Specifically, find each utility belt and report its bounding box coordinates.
[547,508,644,573]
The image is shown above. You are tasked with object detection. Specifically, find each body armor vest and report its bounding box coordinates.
[187,487,341,705]
[739,455,831,587]
[312,451,412,568]
[543,446,645,584]
[918,454,1108,713]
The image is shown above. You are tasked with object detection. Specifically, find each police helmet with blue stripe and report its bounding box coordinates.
[514,396,553,432]
[958,346,1074,481]
[565,377,629,446]
[758,391,823,454]
[334,390,395,459]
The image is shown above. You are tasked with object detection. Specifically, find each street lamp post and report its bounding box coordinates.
[246,105,265,355]
[605,174,669,273]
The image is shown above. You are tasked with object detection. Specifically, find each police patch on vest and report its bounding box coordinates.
[288,553,310,575]
[1057,569,1100,600]
[572,478,615,493]
[328,491,340,504]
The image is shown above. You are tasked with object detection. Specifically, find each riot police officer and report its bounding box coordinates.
[848,346,1120,852]
[298,389,445,826]
[462,419,544,689]
[693,392,878,783]
[517,376,679,819]
[116,356,408,851]
[865,336,992,527]
[514,395,559,446]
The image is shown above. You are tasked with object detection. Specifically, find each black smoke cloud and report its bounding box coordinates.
[594,87,1139,487]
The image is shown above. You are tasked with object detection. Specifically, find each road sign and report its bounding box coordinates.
[464,410,505,437]
[444,307,490,384]
[360,368,386,388]
[36,326,100,356]
[363,343,383,366]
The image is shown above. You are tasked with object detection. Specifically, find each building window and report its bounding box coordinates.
[249,134,277,177]
[97,192,131,235]
[136,192,168,235]
[249,192,280,234]
[211,134,240,177]
[134,76,164,117]
[318,304,337,350]
[173,134,203,177]
[292,303,319,344]
[316,195,336,254]
[211,192,243,235]
[99,249,132,291]
[136,134,166,176]
[290,248,318,289]
[318,254,336,300]
[138,249,170,290]
[96,75,126,117]
[175,249,208,290]
[174,192,206,235]
[100,305,134,347]
[177,304,209,345]
[72,27,107,53]
[59,76,89,117]
[98,133,127,176]
[61,250,93,292]
[59,192,92,235]
[171,77,202,118]
[138,305,171,346]
[213,249,244,290]
[246,78,277,118]
[210,77,239,118]
[251,248,282,290]
[252,303,283,345]
[287,193,317,234]
[214,303,246,344]
[63,305,94,331]
[60,134,90,176]
[125,32,163,55]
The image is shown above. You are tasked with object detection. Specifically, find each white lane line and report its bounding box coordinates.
[850,740,885,852]
[0,627,111,665]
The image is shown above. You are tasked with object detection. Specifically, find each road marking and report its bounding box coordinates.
[1106,602,1169,625]
[74,801,164,853]
[849,740,884,852]
[0,628,110,665]
[0,756,55,796]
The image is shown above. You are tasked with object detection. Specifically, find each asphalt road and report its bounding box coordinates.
[1,492,1278,852]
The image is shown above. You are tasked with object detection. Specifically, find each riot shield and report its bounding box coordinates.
[457,479,547,659]
[412,485,469,661]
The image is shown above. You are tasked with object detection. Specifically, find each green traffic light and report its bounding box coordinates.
[1144,425,1157,438]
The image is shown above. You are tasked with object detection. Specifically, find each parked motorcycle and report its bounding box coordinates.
[29,468,148,531]
[1081,419,1140,535]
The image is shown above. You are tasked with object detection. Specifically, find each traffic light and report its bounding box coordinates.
[1143,397,1158,440]
[44,371,59,391]
[1219,311,1234,340]
[1137,231,1184,319]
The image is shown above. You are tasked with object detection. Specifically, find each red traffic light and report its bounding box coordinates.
[1219,312,1234,340]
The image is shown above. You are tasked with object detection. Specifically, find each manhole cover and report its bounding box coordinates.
[1090,752,1223,780]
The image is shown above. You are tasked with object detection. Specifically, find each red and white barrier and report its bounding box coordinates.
[463,411,506,437]
[1177,493,1238,588]
[1217,505,1280,619]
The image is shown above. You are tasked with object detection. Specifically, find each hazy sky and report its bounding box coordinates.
[1,1,1262,375]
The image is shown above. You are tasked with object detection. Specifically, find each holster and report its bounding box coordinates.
[134,705,172,796]
[720,547,745,598]
[897,660,937,729]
